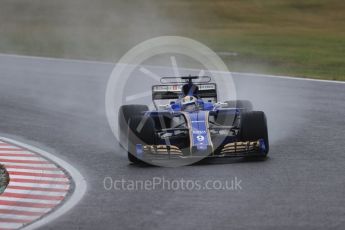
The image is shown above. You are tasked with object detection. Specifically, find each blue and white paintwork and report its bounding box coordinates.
[185,111,211,152]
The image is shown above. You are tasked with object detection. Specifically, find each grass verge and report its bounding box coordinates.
[0,164,10,194]
[0,0,344,80]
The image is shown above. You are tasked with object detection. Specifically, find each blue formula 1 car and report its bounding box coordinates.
[118,76,269,164]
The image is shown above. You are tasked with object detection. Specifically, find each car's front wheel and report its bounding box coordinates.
[127,115,155,164]
[240,111,269,157]
[118,104,148,149]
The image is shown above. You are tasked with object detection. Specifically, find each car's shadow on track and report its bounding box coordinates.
[193,156,270,166]
[127,157,270,168]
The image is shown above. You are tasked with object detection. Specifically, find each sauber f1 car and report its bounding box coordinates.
[118,76,269,164]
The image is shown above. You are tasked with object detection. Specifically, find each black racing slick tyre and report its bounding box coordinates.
[127,116,155,164]
[118,104,148,149]
[224,100,253,112]
[240,111,269,156]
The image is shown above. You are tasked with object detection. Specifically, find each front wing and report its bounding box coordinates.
[134,139,267,160]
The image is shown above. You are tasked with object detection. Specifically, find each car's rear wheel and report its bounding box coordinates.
[118,104,148,149]
[224,100,253,112]
[240,111,269,157]
[127,115,155,164]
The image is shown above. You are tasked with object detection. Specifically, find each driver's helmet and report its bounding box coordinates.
[182,84,199,97]
[181,96,199,112]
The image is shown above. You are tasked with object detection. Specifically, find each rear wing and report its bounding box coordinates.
[152,83,217,101]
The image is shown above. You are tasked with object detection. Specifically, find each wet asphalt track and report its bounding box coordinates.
[0,54,345,230]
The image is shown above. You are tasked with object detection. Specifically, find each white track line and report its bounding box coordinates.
[0,206,50,213]
[0,136,87,230]
[7,183,69,190]
[4,189,66,196]
[0,222,23,229]
[0,156,49,161]
[0,146,22,149]
[0,214,37,221]
[3,162,57,167]
[0,151,37,155]
[6,168,64,174]
[9,175,69,182]
[0,197,60,204]
[232,72,345,84]
[0,53,344,84]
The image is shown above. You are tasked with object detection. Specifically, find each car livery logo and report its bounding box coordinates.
[196,135,205,142]
[192,130,207,134]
